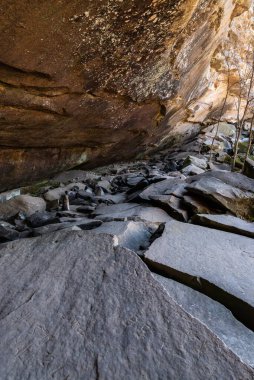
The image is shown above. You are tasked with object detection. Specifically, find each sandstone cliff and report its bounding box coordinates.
[0,0,253,190]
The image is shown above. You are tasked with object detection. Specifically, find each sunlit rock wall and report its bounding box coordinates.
[0,0,252,189]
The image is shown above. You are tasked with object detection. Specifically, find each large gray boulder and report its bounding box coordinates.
[0,230,253,379]
[144,221,254,330]
[186,171,254,219]
[0,195,46,221]
[32,219,102,236]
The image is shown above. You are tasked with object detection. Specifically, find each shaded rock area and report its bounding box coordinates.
[154,274,254,368]
[0,1,253,190]
[0,125,254,244]
[192,214,254,239]
[1,123,254,376]
[0,230,253,379]
[244,157,254,179]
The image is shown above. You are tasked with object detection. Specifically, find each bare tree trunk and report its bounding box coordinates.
[243,113,254,167]
[209,58,230,163]
[232,56,254,170]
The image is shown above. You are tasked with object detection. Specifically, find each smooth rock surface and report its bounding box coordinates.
[192,214,254,238]
[93,220,158,252]
[139,178,185,201]
[154,274,254,368]
[93,203,172,223]
[0,195,46,221]
[33,219,102,236]
[0,230,253,379]
[145,220,254,329]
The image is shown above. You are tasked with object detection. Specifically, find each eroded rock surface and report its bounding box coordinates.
[0,1,253,190]
[0,230,253,379]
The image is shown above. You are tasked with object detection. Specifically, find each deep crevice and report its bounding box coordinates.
[143,258,254,333]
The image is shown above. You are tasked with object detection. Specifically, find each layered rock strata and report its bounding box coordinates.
[0,0,253,189]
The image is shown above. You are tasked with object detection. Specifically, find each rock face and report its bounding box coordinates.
[0,1,253,190]
[0,230,253,379]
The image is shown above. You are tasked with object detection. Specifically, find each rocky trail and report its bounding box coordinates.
[2,0,254,377]
[0,125,254,378]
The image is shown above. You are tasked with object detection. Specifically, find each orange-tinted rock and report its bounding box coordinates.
[0,0,252,190]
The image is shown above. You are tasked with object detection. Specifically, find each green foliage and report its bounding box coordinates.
[21,180,60,196]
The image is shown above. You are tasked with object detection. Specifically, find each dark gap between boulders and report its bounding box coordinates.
[143,258,254,333]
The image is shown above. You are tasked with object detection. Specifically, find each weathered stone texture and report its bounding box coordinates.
[0,230,253,379]
[0,0,253,189]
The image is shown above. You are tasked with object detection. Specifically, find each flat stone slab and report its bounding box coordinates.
[138,178,186,201]
[33,219,102,236]
[192,214,254,238]
[145,221,254,330]
[0,230,253,379]
[93,203,172,223]
[154,274,254,368]
[93,220,158,251]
